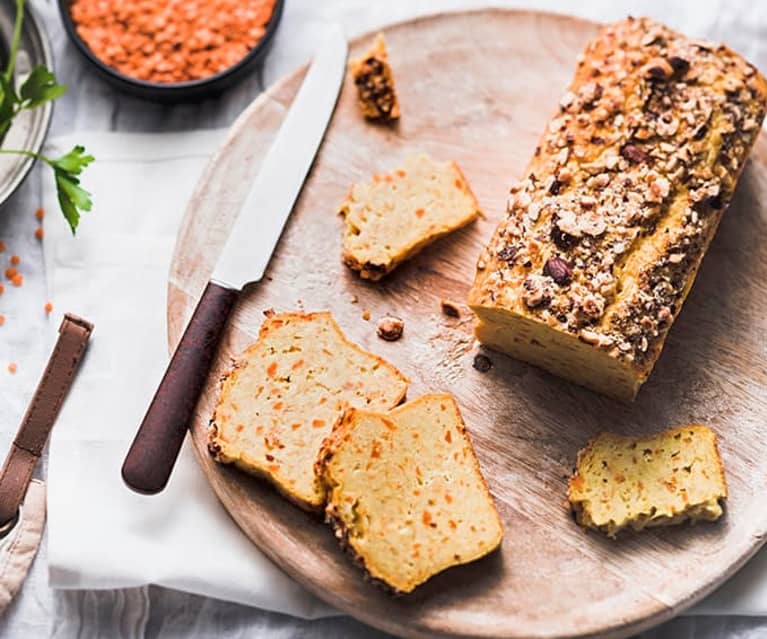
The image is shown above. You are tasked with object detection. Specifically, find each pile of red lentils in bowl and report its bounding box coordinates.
[68,0,278,84]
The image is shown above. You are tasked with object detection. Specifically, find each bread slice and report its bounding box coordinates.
[350,32,400,121]
[340,154,480,281]
[568,425,727,538]
[317,394,503,593]
[208,312,409,511]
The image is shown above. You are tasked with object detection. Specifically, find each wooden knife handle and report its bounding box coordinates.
[122,281,240,494]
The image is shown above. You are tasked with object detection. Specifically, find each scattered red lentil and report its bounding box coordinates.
[35,207,45,221]
[0,284,4,295]
[5,267,17,280]
[11,274,22,287]
[44,302,53,314]
[7,363,16,374]
[34,227,44,240]
[0,315,4,326]
[69,0,278,84]
[10,255,20,266]
[0,241,5,252]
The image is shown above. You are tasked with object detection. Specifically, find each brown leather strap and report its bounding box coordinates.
[0,314,93,526]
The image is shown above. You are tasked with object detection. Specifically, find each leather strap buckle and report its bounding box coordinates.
[0,314,93,526]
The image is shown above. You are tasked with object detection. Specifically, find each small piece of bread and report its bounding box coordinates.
[568,425,727,538]
[350,32,400,121]
[318,394,503,593]
[209,312,409,511]
[340,154,480,281]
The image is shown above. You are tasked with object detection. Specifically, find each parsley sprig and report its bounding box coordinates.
[0,0,93,233]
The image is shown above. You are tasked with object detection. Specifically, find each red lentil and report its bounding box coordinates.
[0,315,4,326]
[34,227,44,240]
[69,0,278,84]
[11,274,22,287]
[0,242,5,252]
[35,208,44,221]
[5,267,16,280]
[8,363,16,374]
[44,302,53,314]
[10,255,20,266]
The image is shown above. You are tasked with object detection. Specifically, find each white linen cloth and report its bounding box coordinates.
[43,130,331,618]
[36,0,767,624]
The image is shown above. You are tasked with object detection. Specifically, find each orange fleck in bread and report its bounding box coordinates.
[208,312,409,511]
[318,394,503,593]
[350,32,400,121]
[340,154,480,280]
[568,425,727,538]
[468,17,767,400]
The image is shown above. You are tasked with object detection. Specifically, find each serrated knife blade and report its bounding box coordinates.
[122,25,348,495]
[213,23,348,288]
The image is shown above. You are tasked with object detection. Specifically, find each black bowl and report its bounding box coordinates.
[57,0,284,102]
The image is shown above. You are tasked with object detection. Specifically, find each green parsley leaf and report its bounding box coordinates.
[19,66,67,109]
[0,0,94,231]
[46,146,95,233]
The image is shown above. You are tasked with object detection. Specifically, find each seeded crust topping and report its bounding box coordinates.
[470,17,767,365]
[350,33,400,121]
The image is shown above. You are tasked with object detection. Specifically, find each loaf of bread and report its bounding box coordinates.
[317,394,503,593]
[568,425,727,538]
[340,154,480,280]
[208,312,409,511]
[350,32,400,121]
[468,17,767,400]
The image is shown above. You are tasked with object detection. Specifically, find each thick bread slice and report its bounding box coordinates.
[340,154,480,281]
[317,394,503,593]
[208,312,409,511]
[568,425,727,538]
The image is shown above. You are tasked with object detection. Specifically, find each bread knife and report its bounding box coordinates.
[122,25,348,494]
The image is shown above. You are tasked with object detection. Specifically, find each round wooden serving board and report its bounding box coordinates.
[168,10,767,639]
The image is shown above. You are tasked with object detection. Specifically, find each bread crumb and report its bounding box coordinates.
[377,316,404,341]
[472,354,492,372]
[440,299,461,318]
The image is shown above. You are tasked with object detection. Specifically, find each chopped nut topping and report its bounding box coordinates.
[644,57,675,80]
[543,257,573,285]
